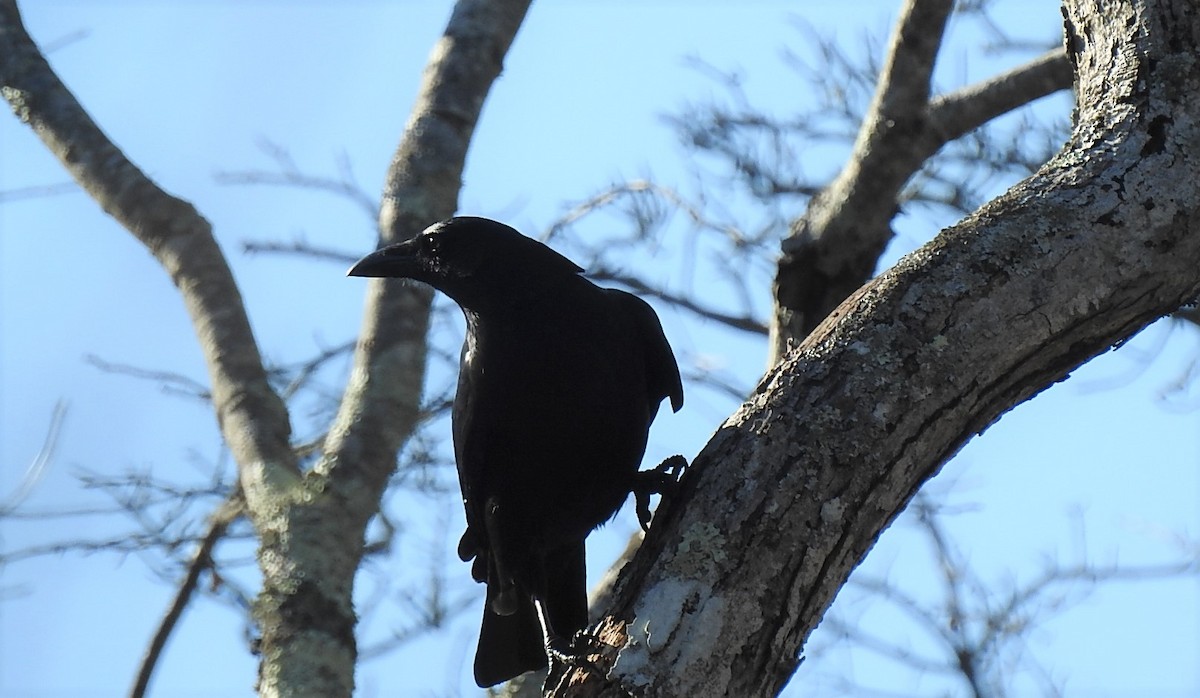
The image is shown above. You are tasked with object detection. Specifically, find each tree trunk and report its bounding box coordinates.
[557,1,1200,695]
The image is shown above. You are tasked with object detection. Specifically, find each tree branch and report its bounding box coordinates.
[215,139,381,228]
[320,0,532,510]
[85,354,213,401]
[241,239,359,266]
[559,1,1200,694]
[870,0,954,114]
[588,266,767,336]
[927,49,1072,144]
[770,0,1073,363]
[246,1,534,695]
[812,494,1198,695]
[130,492,245,698]
[0,0,298,504]
[0,400,67,514]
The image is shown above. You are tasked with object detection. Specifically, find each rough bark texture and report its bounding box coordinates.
[768,0,1073,365]
[0,0,296,490]
[2,0,530,695]
[556,1,1200,695]
[252,1,531,696]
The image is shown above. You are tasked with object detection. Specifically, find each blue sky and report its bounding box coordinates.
[2,2,1197,696]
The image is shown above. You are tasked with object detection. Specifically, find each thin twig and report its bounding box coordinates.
[130,491,245,698]
[215,138,380,226]
[0,400,67,514]
[85,354,212,401]
[588,266,767,336]
[241,239,360,266]
[0,181,79,202]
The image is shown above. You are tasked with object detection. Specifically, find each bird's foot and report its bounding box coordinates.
[545,631,604,681]
[633,454,689,532]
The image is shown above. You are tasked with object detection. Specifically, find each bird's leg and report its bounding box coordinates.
[483,499,520,615]
[632,454,689,532]
[533,597,603,679]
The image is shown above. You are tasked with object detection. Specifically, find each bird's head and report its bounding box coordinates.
[347,217,584,309]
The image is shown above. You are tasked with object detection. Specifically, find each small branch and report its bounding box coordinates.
[0,181,78,202]
[268,339,357,400]
[927,49,1072,145]
[0,400,67,514]
[215,139,380,227]
[85,355,212,401]
[820,615,950,675]
[822,498,1200,696]
[1,464,242,567]
[130,492,245,698]
[680,367,752,403]
[241,239,359,266]
[549,180,752,247]
[0,0,300,500]
[588,266,768,336]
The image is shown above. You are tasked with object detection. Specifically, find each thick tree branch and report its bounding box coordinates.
[871,0,953,113]
[559,1,1200,695]
[770,0,1073,363]
[0,1,297,493]
[321,0,531,511]
[247,1,532,695]
[4,0,532,693]
[927,49,1071,143]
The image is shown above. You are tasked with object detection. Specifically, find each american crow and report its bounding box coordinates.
[348,217,684,687]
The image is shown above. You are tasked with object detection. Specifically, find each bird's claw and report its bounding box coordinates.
[633,454,689,532]
[546,632,604,681]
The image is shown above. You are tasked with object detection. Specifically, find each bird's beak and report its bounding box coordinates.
[347,239,420,278]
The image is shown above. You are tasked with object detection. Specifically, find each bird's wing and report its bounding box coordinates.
[452,333,487,569]
[609,290,684,414]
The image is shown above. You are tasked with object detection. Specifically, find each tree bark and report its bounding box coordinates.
[768,0,1073,365]
[0,0,297,500]
[251,1,531,696]
[560,0,1200,695]
[2,0,531,694]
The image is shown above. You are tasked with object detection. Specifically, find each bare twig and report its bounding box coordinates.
[241,239,359,266]
[0,181,79,202]
[131,492,245,698]
[270,340,357,400]
[810,496,1200,696]
[589,266,767,336]
[0,400,67,514]
[215,138,380,227]
[85,355,212,401]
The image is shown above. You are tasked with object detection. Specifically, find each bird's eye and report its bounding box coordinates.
[420,231,442,254]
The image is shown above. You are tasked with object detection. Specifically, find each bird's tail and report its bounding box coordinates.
[474,584,547,687]
[472,543,588,687]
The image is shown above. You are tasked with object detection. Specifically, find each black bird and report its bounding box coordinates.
[348,217,684,687]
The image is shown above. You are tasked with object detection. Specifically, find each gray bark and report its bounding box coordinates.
[768,0,1073,364]
[557,0,1200,695]
[246,1,531,694]
[1,0,530,694]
